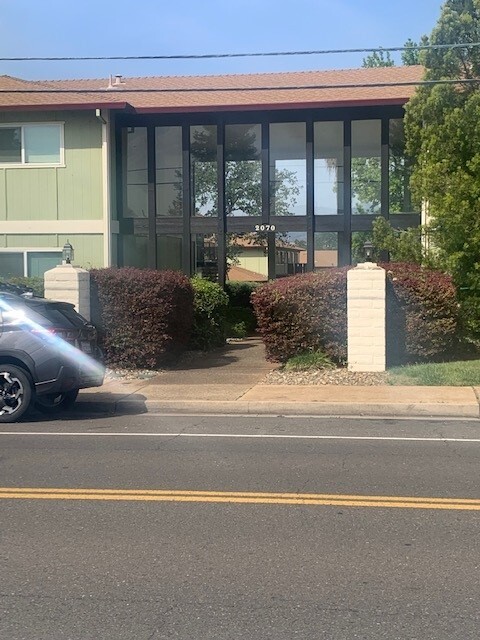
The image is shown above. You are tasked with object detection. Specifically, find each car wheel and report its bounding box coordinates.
[36,389,79,414]
[0,365,33,423]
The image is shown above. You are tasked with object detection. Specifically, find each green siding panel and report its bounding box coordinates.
[57,234,103,268]
[6,169,57,220]
[57,113,103,220]
[6,234,58,247]
[0,111,104,222]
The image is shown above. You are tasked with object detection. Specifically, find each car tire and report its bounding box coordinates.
[36,389,79,414]
[0,364,33,423]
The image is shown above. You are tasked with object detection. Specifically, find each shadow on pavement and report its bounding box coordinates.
[20,393,149,423]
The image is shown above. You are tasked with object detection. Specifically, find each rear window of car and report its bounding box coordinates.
[22,302,86,329]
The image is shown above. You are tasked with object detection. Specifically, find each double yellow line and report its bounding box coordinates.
[1,487,480,510]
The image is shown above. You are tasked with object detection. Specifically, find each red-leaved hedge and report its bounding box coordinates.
[252,264,459,365]
[251,269,348,363]
[382,262,459,361]
[90,267,194,368]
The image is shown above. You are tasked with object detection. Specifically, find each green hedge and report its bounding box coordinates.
[90,267,194,368]
[190,276,229,350]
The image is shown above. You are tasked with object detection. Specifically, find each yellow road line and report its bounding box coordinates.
[1,487,480,510]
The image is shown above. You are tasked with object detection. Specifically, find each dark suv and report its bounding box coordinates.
[0,291,105,423]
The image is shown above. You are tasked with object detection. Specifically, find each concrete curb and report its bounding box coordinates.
[75,399,480,419]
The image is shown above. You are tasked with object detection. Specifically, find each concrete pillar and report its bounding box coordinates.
[347,262,386,372]
[44,264,91,320]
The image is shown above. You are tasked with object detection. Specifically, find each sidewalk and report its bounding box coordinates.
[79,338,480,419]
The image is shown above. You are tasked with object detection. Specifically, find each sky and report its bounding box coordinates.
[0,0,446,80]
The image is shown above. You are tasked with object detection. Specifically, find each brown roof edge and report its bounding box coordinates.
[133,97,410,114]
[0,101,130,112]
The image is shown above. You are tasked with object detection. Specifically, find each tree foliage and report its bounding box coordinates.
[404,0,480,336]
[362,48,395,67]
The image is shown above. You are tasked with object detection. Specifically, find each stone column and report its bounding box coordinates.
[347,262,386,372]
[44,264,91,320]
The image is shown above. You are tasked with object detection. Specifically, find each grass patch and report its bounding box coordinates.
[284,351,335,371]
[388,360,480,386]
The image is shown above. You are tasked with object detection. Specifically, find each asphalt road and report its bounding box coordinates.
[1,412,480,639]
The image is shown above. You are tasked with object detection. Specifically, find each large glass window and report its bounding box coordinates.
[192,234,218,280]
[275,231,307,277]
[389,119,414,214]
[269,123,306,216]
[227,232,268,282]
[0,124,62,165]
[24,125,61,164]
[190,125,218,217]
[155,127,182,217]
[314,121,344,215]
[122,235,148,268]
[157,234,182,270]
[123,127,148,219]
[314,232,338,268]
[351,120,381,215]
[225,124,261,216]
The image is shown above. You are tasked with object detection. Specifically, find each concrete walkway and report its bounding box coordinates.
[79,337,480,419]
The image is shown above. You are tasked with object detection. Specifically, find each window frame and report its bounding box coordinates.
[0,122,65,168]
[0,248,63,277]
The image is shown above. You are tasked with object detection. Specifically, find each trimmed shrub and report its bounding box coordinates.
[190,276,229,350]
[1,277,44,297]
[90,267,193,368]
[225,281,259,308]
[252,269,348,363]
[225,281,259,334]
[383,262,459,361]
[252,264,460,366]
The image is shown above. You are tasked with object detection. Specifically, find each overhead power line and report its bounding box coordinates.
[1,42,480,62]
[1,79,479,94]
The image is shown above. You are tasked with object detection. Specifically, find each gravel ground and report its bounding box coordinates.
[263,367,389,385]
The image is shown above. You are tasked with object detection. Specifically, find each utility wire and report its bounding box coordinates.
[1,42,480,62]
[1,79,479,94]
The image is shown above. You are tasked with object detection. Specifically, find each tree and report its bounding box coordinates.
[362,48,395,67]
[401,36,430,65]
[190,125,300,217]
[404,0,480,337]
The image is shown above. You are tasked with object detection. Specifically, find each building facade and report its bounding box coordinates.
[0,66,422,285]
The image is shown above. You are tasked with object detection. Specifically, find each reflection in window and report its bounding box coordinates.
[122,235,148,268]
[314,233,338,268]
[227,232,268,282]
[275,232,307,277]
[192,234,218,280]
[225,124,261,216]
[352,120,381,215]
[0,127,21,163]
[269,123,305,216]
[190,125,217,217]
[0,252,23,278]
[314,122,344,215]
[123,127,148,219]
[156,127,182,217]
[157,234,182,270]
[389,119,414,214]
